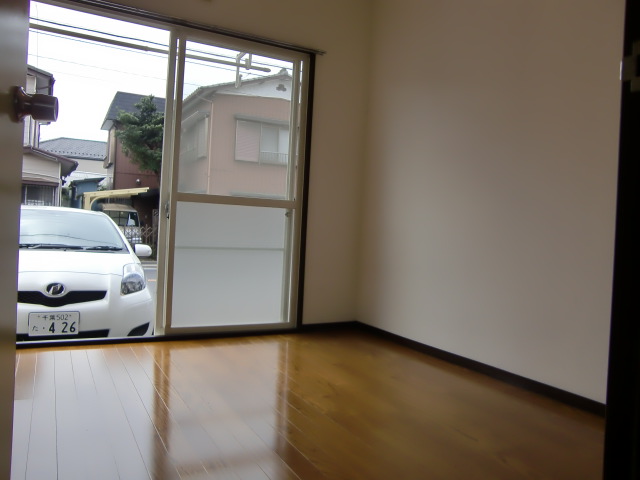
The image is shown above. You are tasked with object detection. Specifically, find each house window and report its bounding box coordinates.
[235,119,289,165]
[22,185,56,206]
[181,112,209,163]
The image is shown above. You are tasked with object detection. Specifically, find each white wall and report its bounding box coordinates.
[73,158,108,177]
[114,0,371,324]
[22,154,61,183]
[359,0,625,402]
[1,0,625,474]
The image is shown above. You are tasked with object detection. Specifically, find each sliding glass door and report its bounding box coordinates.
[158,31,309,334]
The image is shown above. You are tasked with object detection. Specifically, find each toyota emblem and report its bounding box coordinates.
[45,283,66,297]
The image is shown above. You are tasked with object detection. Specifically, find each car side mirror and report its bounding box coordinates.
[134,244,152,258]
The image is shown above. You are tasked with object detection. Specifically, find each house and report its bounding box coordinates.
[22,65,53,148]
[102,73,291,224]
[100,92,165,227]
[20,67,78,206]
[65,177,105,209]
[0,0,635,477]
[20,147,77,206]
[38,137,108,208]
[180,68,292,198]
[101,91,165,191]
[39,137,108,185]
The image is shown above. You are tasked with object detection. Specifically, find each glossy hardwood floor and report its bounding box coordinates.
[12,328,604,479]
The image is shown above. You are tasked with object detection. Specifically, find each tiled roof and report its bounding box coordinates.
[184,69,291,105]
[101,92,166,130]
[39,137,107,161]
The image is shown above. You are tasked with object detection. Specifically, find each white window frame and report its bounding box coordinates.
[34,0,317,337]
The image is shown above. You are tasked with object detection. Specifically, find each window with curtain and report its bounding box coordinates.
[235,119,289,165]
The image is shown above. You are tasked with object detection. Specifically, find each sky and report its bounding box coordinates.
[28,1,289,143]
[29,2,170,142]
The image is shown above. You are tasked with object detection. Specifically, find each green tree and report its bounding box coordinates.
[115,95,164,177]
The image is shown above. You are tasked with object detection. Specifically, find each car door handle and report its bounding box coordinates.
[12,86,58,122]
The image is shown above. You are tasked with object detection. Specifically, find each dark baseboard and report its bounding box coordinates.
[304,321,606,417]
[299,320,361,332]
[16,319,606,417]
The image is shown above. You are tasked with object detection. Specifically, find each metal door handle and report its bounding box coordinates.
[12,86,58,122]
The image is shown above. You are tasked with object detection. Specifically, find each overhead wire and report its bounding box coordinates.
[29,16,170,49]
[27,53,169,84]
[27,8,295,106]
[28,17,291,77]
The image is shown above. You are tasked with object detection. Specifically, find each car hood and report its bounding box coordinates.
[18,250,134,276]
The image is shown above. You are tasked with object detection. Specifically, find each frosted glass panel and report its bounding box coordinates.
[171,202,287,327]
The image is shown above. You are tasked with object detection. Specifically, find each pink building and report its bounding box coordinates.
[179,69,292,199]
[101,70,292,224]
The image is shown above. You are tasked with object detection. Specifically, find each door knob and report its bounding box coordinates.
[12,86,58,122]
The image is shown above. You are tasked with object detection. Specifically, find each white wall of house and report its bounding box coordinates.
[21,154,61,185]
[358,0,625,403]
[69,158,108,179]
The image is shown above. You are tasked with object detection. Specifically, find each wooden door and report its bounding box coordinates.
[0,0,29,476]
[603,0,640,478]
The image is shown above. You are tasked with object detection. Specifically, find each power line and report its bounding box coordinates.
[29,24,291,77]
[29,16,169,49]
[29,29,290,86]
[27,55,208,94]
[27,53,168,83]
[30,14,286,71]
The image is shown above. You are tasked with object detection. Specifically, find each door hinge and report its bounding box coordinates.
[622,40,640,92]
[165,201,170,219]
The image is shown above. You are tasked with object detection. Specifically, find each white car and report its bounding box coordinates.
[17,206,155,341]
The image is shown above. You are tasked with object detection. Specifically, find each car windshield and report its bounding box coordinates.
[19,208,127,251]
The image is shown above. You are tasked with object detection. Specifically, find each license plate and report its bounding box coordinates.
[28,312,80,336]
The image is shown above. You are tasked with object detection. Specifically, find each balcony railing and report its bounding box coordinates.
[259,151,288,165]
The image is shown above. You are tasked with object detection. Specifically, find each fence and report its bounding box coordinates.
[140,225,158,250]
[123,225,159,256]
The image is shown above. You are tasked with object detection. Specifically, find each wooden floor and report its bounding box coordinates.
[11,328,604,480]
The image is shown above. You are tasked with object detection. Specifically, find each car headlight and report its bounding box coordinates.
[121,263,146,295]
